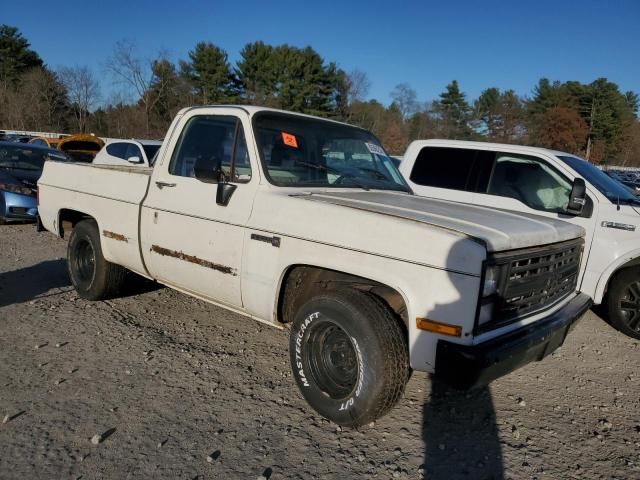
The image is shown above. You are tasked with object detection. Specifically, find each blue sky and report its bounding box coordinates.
[3,0,639,106]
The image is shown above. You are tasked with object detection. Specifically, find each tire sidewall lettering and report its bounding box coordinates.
[338,337,364,412]
[294,311,319,388]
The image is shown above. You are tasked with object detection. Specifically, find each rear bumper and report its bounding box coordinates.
[435,293,592,389]
[1,191,38,221]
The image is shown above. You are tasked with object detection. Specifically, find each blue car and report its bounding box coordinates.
[0,141,70,224]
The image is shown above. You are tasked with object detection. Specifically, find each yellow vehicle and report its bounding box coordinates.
[57,134,104,162]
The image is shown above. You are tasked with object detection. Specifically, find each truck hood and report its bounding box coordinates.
[299,191,584,252]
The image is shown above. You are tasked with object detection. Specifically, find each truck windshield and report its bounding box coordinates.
[558,155,640,205]
[253,112,410,192]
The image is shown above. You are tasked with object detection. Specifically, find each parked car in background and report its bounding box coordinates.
[604,170,640,195]
[57,133,104,162]
[0,141,69,224]
[29,136,64,149]
[0,134,32,143]
[93,139,162,168]
[398,139,640,340]
[38,106,590,426]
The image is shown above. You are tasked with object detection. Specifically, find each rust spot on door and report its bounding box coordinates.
[103,230,128,242]
[150,245,237,276]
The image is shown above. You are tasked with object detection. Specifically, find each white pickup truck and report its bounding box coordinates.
[399,140,640,340]
[38,106,591,426]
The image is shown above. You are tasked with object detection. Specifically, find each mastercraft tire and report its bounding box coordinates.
[607,267,640,340]
[289,290,409,427]
[67,219,127,300]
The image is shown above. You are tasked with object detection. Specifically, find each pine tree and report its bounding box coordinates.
[180,42,235,104]
[433,80,472,139]
[0,25,43,88]
[474,88,525,142]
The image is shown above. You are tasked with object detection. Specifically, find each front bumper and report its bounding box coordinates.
[435,293,592,389]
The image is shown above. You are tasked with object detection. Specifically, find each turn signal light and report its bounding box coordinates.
[416,318,462,337]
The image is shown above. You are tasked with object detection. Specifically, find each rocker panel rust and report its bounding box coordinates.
[150,245,237,276]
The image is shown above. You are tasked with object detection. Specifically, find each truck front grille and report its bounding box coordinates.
[490,238,583,326]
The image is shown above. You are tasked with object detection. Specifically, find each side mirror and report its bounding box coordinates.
[216,182,237,206]
[127,156,142,164]
[566,178,587,216]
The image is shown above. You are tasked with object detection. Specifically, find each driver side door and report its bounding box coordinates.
[141,110,257,309]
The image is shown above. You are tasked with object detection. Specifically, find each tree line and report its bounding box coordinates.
[1,25,639,165]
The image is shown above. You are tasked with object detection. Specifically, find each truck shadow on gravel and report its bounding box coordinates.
[421,381,503,479]
[119,273,164,298]
[0,259,71,308]
[419,239,504,479]
[0,260,163,308]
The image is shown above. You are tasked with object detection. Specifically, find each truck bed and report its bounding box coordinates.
[38,161,152,276]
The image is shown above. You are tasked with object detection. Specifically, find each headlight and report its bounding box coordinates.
[478,264,503,326]
[482,265,501,297]
[0,182,35,196]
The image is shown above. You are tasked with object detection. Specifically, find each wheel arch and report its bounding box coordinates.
[595,250,640,303]
[58,209,97,238]
[275,264,410,331]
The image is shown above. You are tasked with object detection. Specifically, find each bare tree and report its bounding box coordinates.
[390,83,418,119]
[59,66,100,132]
[25,68,68,130]
[106,41,170,135]
[346,69,371,104]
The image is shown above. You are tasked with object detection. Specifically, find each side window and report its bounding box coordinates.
[410,147,493,192]
[106,143,127,159]
[123,143,143,161]
[169,115,251,183]
[486,154,572,212]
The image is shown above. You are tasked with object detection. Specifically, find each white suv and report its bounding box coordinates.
[93,139,162,168]
[399,139,640,340]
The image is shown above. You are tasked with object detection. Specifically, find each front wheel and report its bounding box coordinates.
[67,219,127,300]
[289,289,409,427]
[606,267,640,340]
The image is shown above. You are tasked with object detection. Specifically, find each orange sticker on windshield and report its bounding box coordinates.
[281,132,298,148]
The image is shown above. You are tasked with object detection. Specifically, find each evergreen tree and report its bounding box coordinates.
[527,78,573,115]
[235,41,278,105]
[235,42,343,116]
[180,42,235,104]
[433,80,472,139]
[474,88,525,142]
[150,58,190,126]
[0,25,43,88]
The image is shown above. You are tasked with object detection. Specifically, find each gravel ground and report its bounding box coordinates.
[0,223,639,480]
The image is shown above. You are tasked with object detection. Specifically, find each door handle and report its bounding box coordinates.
[155,181,176,189]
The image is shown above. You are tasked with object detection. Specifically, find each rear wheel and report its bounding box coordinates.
[67,219,127,300]
[606,267,640,340]
[289,289,409,427]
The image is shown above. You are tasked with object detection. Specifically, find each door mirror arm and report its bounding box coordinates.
[193,155,237,206]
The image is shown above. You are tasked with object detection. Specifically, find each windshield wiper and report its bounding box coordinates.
[338,173,370,191]
[294,160,371,191]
